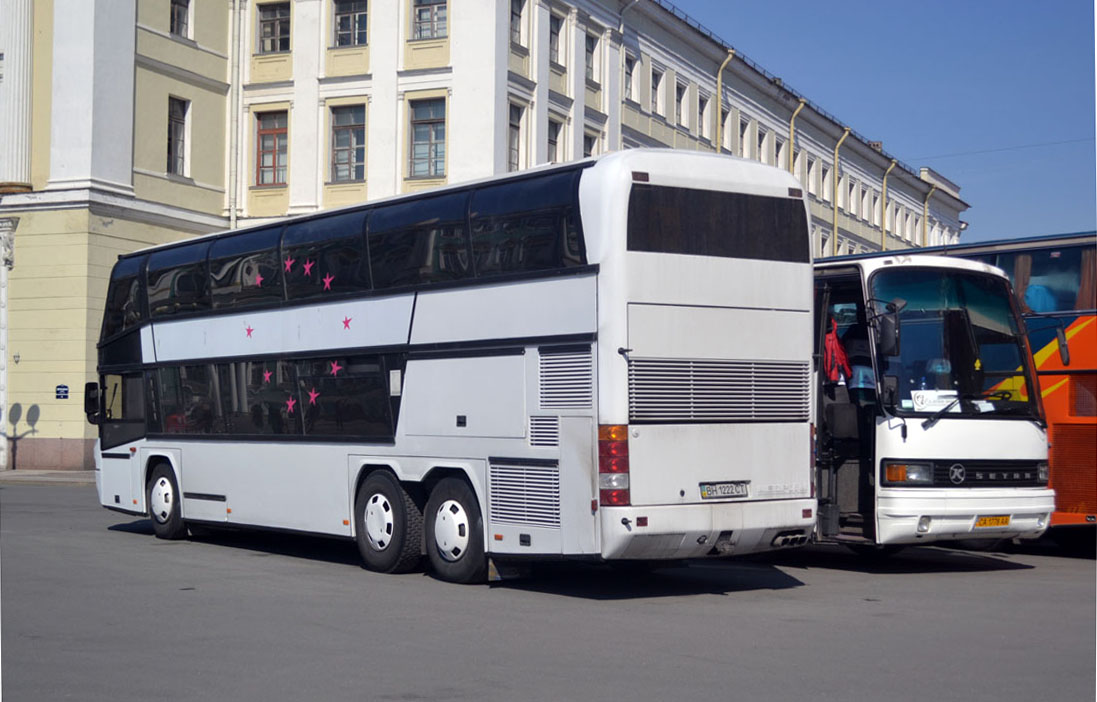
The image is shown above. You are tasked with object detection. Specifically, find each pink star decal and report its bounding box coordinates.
[308,388,320,405]
[342,316,352,330]
[330,360,343,376]
[285,396,297,414]
[262,369,272,383]
[303,259,315,277]
[245,325,254,338]
[284,256,295,272]
[323,273,335,291]
[255,272,264,287]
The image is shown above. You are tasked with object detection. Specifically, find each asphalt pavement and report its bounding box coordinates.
[1,483,1093,702]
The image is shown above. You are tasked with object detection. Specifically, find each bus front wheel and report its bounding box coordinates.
[354,471,423,574]
[425,478,487,584]
[147,463,187,540]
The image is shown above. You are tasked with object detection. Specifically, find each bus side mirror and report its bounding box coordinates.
[1056,326,1070,366]
[881,375,899,410]
[84,382,101,425]
[876,312,900,357]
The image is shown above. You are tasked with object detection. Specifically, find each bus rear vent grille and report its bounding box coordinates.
[529,416,560,447]
[628,358,810,422]
[539,348,593,410]
[489,462,561,528]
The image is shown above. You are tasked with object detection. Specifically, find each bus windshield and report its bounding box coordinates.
[871,268,1037,420]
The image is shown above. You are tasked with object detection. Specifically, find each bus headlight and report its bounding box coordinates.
[1036,462,1049,484]
[883,461,934,486]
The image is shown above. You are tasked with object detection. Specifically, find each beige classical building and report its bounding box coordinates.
[0,0,968,469]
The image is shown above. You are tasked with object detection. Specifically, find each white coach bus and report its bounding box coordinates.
[85,149,816,583]
[813,253,1055,553]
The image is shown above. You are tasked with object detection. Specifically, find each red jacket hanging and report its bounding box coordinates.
[823,318,852,382]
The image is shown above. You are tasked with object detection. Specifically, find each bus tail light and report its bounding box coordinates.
[599,424,630,506]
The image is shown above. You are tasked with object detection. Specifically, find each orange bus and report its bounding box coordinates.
[934,233,1095,542]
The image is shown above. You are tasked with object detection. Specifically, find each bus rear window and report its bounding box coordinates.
[627,184,809,263]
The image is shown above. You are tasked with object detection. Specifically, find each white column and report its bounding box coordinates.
[604,28,622,151]
[287,0,321,214]
[0,0,33,190]
[366,0,400,198]
[47,0,136,195]
[531,0,550,165]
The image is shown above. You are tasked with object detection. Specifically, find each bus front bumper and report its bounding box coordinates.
[876,488,1056,545]
[599,498,816,560]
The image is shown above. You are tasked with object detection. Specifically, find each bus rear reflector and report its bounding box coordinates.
[598,424,630,506]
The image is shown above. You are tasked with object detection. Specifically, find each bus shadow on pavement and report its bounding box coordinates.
[744,543,1035,574]
[108,519,362,567]
[496,560,804,600]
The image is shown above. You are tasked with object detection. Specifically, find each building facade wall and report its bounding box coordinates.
[0,0,968,469]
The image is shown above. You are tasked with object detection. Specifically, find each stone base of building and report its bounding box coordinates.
[7,437,96,471]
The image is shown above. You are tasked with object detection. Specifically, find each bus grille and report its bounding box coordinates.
[489,462,561,528]
[628,358,810,423]
[539,347,593,410]
[1051,424,1097,514]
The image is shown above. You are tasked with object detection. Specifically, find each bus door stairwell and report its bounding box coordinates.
[816,275,877,541]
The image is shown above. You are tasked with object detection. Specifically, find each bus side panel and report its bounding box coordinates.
[401,356,525,438]
[97,451,137,511]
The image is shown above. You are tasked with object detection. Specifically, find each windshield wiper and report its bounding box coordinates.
[921,390,1013,430]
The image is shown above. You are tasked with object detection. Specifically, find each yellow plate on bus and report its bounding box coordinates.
[975,515,1011,528]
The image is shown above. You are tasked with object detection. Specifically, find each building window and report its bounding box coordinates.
[547,119,562,164]
[256,111,288,186]
[510,0,524,46]
[675,83,686,127]
[170,0,190,39]
[821,165,832,202]
[651,68,663,114]
[757,128,767,163]
[507,103,524,172]
[413,0,446,40]
[331,105,365,182]
[409,98,445,177]
[739,116,750,158]
[583,132,598,158]
[776,137,786,170]
[258,3,291,54]
[698,95,709,139]
[624,55,636,101]
[848,180,859,217]
[807,157,818,196]
[167,97,188,176]
[333,0,367,47]
[549,15,563,64]
[585,33,599,83]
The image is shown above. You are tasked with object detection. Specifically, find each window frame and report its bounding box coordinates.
[510,0,525,47]
[549,15,564,65]
[333,0,368,48]
[507,103,524,173]
[408,98,446,179]
[330,104,366,183]
[167,96,189,177]
[170,0,191,39]
[256,111,289,187]
[257,2,291,55]
[584,33,599,84]
[412,0,447,40]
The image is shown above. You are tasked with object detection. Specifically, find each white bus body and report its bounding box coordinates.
[89,149,815,582]
[814,254,1054,549]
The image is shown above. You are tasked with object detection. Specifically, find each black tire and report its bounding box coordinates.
[354,471,423,573]
[846,544,904,559]
[424,477,487,584]
[147,463,187,540]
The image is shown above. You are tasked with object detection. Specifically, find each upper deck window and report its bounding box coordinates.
[627,184,809,263]
[102,255,147,341]
[209,227,283,309]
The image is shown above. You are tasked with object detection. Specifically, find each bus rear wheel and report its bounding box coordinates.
[354,471,423,574]
[425,478,487,584]
[147,463,187,540]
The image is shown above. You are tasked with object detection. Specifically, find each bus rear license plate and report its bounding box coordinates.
[699,481,750,500]
[975,515,1011,528]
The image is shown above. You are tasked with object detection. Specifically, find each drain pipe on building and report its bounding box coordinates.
[830,127,850,256]
[714,49,735,153]
[921,184,938,247]
[0,217,17,471]
[788,98,806,173]
[880,159,897,251]
[228,0,242,229]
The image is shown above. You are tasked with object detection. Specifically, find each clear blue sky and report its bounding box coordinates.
[671,0,1096,242]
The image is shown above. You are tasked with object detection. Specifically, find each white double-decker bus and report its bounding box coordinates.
[85,149,816,583]
[813,253,1055,553]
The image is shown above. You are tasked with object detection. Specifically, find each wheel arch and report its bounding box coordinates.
[141,452,180,516]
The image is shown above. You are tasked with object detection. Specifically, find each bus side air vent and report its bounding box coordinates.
[489,461,562,529]
[539,347,593,410]
[529,416,560,447]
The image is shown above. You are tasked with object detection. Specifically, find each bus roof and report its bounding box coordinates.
[816,252,1009,280]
